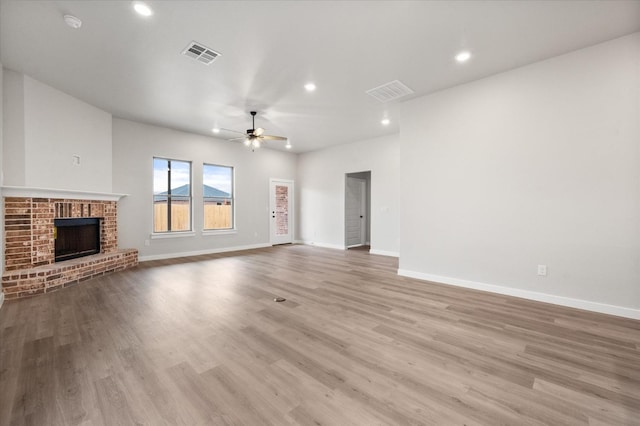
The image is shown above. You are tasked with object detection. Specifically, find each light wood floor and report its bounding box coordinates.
[1,245,639,425]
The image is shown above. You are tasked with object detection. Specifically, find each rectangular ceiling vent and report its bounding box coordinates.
[366,80,414,103]
[182,41,221,65]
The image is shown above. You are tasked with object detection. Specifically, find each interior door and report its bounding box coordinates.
[270,179,294,245]
[345,177,366,247]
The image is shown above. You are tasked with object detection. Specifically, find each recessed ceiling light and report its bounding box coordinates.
[381,118,390,126]
[133,2,153,17]
[455,51,471,63]
[212,128,220,133]
[63,14,82,29]
[304,83,316,92]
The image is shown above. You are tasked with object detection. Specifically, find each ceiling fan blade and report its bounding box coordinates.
[254,127,264,136]
[229,136,247,142]
[261,135,287,141]
[219,127,247,135]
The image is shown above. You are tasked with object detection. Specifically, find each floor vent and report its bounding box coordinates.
[182,41,221,65]
[366,80,414,102]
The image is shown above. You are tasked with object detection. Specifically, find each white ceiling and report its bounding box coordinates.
[1,1,639,153]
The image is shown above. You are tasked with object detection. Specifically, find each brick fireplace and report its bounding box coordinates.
[2,192,138,300]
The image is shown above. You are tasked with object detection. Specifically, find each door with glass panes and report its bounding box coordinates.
[269,179,293,245]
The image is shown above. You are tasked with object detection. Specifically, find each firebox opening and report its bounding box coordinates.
[54,218,101,262]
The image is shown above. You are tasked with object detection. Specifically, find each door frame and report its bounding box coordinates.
[345,176,367,248]
[345,171,371,249]
[269,178,295,245]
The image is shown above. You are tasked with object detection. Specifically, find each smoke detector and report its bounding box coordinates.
[366,80,414,103]
[63,14,82,29]
[182,41,221,65]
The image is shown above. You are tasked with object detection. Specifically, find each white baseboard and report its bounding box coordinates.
[296,240,345,250]
[297,241,398,257]
[0,292,4,310]
[369,249,399,258]
[397,269,640,320]
[139,243,272,262]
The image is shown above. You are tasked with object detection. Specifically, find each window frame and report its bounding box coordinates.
[152,157,193,235]
[202,162,235,232]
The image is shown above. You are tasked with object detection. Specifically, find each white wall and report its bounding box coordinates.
[112,118,297,260]
[2,69,25,186]
[399,34,640,316]
[297,134,400,256]
[2,71,112,192]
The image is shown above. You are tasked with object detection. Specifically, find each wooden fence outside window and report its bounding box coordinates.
[154,202,232,232]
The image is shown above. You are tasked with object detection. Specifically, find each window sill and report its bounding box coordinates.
[202,229,237,236]
[150,231,196,239]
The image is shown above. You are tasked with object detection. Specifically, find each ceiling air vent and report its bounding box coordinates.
[366,80,414,103]
[182,41,221,65]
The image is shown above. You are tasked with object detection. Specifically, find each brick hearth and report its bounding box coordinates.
[2,196,138,299]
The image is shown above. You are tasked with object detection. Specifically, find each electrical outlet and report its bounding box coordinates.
[537,264,547,276]
[72,155,81,165]
[144,239,150,247]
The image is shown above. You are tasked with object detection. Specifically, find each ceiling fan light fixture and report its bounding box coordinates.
[285,140,292,149]
[228,111,288,152]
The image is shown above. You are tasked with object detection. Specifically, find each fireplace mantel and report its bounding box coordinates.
[1,186,128,202]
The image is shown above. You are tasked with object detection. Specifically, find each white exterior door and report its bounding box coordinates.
[345,177,366,247]
[270,179,294,245]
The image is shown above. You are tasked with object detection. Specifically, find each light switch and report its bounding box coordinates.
[537,265,547,276]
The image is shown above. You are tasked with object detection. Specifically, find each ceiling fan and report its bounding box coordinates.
[228,111,289,151]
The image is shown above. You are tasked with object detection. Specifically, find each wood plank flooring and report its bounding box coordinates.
[1,244,639,425]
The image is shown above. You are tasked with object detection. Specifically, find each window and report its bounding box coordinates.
[153,158,192,233]
[203,163,234,230]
